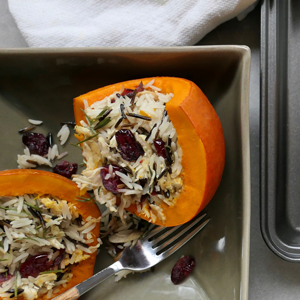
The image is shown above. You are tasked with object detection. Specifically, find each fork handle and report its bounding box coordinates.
[53,261,123,300]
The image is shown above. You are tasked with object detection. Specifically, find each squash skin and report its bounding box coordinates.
[0,169,101,300]
[74,77,225,227]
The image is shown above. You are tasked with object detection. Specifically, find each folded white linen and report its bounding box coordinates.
[8,0,258,47]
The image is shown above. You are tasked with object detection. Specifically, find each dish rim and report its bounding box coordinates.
[0,45,251,300]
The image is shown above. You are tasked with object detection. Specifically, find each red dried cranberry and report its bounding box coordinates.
[121,89,135,98]
[0,272,13,284]
[136,81,144,93]
[140,194,150,204]
[53,161,78,178]
[115,129,144,162]
[22,132,49,156]
[111,243,124,254]
[153,139,167,159]
[53,249,65,266]
[171,256,196,285]
[151,189,158,196]
[19,254,53,278]
[121,82,144,98]
[100,164,124,194]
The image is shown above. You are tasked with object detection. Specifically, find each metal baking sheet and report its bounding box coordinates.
[261,0,300,261]
[0,46,251,299]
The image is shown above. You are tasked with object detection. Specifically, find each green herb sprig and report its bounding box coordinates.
[76,195,95,202]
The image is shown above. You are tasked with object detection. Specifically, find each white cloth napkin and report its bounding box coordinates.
[8,0,257,47]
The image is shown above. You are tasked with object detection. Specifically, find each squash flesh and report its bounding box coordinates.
[74,77,225,227]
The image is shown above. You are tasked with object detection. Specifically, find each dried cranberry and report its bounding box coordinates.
[151,189,158,196]
[154,139,167,159]
[22,132,49,156]
[0,272,13,284]
[140,194,150,204]
[121,89,135,98]
[115,129,144,162]
[19,254,53,278]
[100,164,124,194]
[121,82,144,98]
[53,249,65,266]
[53,161,78,178]
[136,81,144,93]
[111,243,124,254]
[171,256,196,285]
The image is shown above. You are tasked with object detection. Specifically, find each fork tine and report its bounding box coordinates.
[142,225,167,240]
[157,218,210,258]
[151,213,207,246]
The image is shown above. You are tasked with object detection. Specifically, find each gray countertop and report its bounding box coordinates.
[1,1,299,299]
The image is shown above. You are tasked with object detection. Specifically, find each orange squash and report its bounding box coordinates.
[0,169,101,300]
[74,77,225,227]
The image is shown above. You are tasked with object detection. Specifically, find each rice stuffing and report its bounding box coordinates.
[73,80,184,224]
[0,194,100,299]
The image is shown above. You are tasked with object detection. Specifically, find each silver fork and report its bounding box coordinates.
[54,213,210,300]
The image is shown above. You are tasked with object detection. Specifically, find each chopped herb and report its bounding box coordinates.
[75,132,100,145]
[92,106,110,123]
[35,199,40,211]
[35,225,42,230]
[76,195,95,202]
[99,108,113,121]
[9,288,24,299]
[43,227,50,239]
[79,162,86,167]
[43,235,57,240]
[0,207,30,216]
[80,108,92,127]
[97,186,102,194]
[0,259,8,262]
[15,237,40,243]
[39,269,63,275]
[24,201,40,212]
[14,273,18,299]
[71,143,83,149]
[93,117,111,130]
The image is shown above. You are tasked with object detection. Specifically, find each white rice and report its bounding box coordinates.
[57,151,68,160]
[17,147,52,169]
[28,119,43,125]
[74,80,183,225]
[57,124,70,145]
[0,194,101,300]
